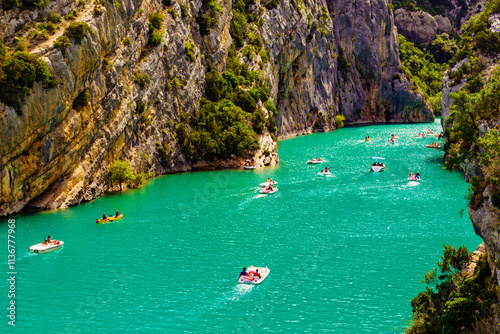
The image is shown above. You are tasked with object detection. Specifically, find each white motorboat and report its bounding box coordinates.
[371,157,385,172]
[259,187,278,194]
[306,160,322,164]
[244,166,256,169]
[259,181,278,187]
[30,241,64,253]
[238,266,270,285]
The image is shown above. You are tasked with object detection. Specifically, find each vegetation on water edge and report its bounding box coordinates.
[406,244,500,333]
[0,38,57,110]
[108,160,148,191]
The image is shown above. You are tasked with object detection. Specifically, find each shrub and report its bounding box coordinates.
[72,88,91,110]
[234,89,256,113]
[168,8,177,19]
[491,191,500,209]
[53,35,71,55]
[136,101,145,113]
[133,72,150,87]
[148,24,163,46]
[64,22,94,44]
[264,0,280,10]
[335,115,345,128]
[123,37,133,46]
[150,12,165,30]
[180,4,189,17]
[264,100,277,114]
[185,42,195,62]
[47,12,62,23]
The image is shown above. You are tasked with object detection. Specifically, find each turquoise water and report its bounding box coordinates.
[1,119,481,333]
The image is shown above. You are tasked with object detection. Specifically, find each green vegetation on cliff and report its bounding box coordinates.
[0,39,57,110]
[407,244,499,333]
[398,35,447,115]
[109,160,147,191]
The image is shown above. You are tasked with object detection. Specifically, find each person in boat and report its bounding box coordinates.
[253,269,262,279]
[43,236,52,245]
[239,267,247,279]
[102,213,108,220]
[415,172,420,180]
[409,171,413,178]
[267,184,274,191]
[115,210,120,218]
[312,157,316,161]
[317,157,321,161]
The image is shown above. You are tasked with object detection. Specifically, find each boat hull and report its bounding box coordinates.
[306,160,322,164]
[260,188,278,194]
[371,165,385,172]
[96,214,124,224]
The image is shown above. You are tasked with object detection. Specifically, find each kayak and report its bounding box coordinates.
[306,160,322,164]
[259,188,278,194]
[259,181,278,187]
[30,241,64,253]
[96,214,124,224]
[238,266,270,285]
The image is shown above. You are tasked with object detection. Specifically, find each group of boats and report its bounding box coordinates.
[259,178,278,194]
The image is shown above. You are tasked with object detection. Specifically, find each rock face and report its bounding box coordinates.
[394,9,452,46]
[0,0,433,216]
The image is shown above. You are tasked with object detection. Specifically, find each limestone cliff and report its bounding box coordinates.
[0,0,433,216]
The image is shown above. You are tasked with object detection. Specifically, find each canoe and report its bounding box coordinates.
[306,160,322,164]
[371,164,385,172]
[238,266,270,285]
[30,241,64,253]
[259,181,278,187]
[96,214,124,224]
[259,188,278,194]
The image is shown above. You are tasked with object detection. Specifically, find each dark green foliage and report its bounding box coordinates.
[264,100,277,114]
[491,191,500,208]
[72,89,91,110]
[2,0,47,10]
[337,49,351,80]
[428,33,458,63]
[233,89,256,113]
[148,23,163,47]
[196,16,211,36]
[264,0,280,10]
[185,42,195,62]
[205,69,224,101]
[197,0,223,35]
[53,35,72,56]
[230,11,249,48]
[47,12,62,23]
[392,0,451,16]
[176,99,259,162]
[136,101,145,113]
[180,4,190,18]
[259,85,270,102]
[0,49,57,110]
[150,12,165,30]
[133,72,151,87]
[64,22,94,44]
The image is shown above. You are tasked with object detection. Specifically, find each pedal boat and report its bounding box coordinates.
[30,241,64,253]
[238,266,270,285]
[259,181,278,187]
[259,188,278,194]
[306,160,322,164]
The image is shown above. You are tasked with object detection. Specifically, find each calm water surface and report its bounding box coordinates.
[1,119,481,333]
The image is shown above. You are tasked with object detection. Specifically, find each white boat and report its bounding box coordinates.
[319,171,331,176]
[408,177,421,181]
[306,160,322,164]
[244,166,256,169]
[30,241,64,253]
[259,188,278,194]
[259,181,278,187]
[371,157,385,172]
[238,266,270,285]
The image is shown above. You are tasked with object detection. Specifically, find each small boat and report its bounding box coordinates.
[259,188,278,194]
[407,177,421,181]
[306,160,322,164]
[244,166,257,169]
[238,266,270,285]
[426,144,442,149]
[388,139,397,143]
[96,214,124,224]
[319,171,331,176]
[30,241,64,253]
[259,181,278,187]
[371,157,385,172]
[417,133,426,138]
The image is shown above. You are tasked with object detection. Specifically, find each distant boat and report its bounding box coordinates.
[96,214,124,224]
[259,188,278,194]
[371,157,385,172]
[426,144,442,149]
[259,181,278,187]
[306,160,322,164]
[243,166,257,169]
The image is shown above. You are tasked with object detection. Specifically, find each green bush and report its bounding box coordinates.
[133,72,151,87]
[47,12,62,23]
[491,191,500,209]
[264,100,277,114]
[168,8,177,19]
[234,89,256,113]
[229,11,248,48]
[0,50,57,109]
[335,115,345,128]
[264,0,280,10]
[64,22,94,44]
[150,12,165,30]
[53,35,72,55]
[148,23,163,47]
[109,160,134,191]
[136,101,145,113]
[185,42,195,62]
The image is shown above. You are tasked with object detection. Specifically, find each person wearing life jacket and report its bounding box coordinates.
[238,267,247,280]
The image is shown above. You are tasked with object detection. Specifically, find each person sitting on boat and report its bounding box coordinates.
[43,235,52,245]
[102,213,108,220]
[415,172,420,180]
[115,210,120,218]
[317,157,321,161]
[409,171,413,178]
[238,267,247,279]
[312,157,316,161]
[253,269,262,279]
[267,184,273,191]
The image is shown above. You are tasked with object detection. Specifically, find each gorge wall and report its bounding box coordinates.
[0,0,434,216]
